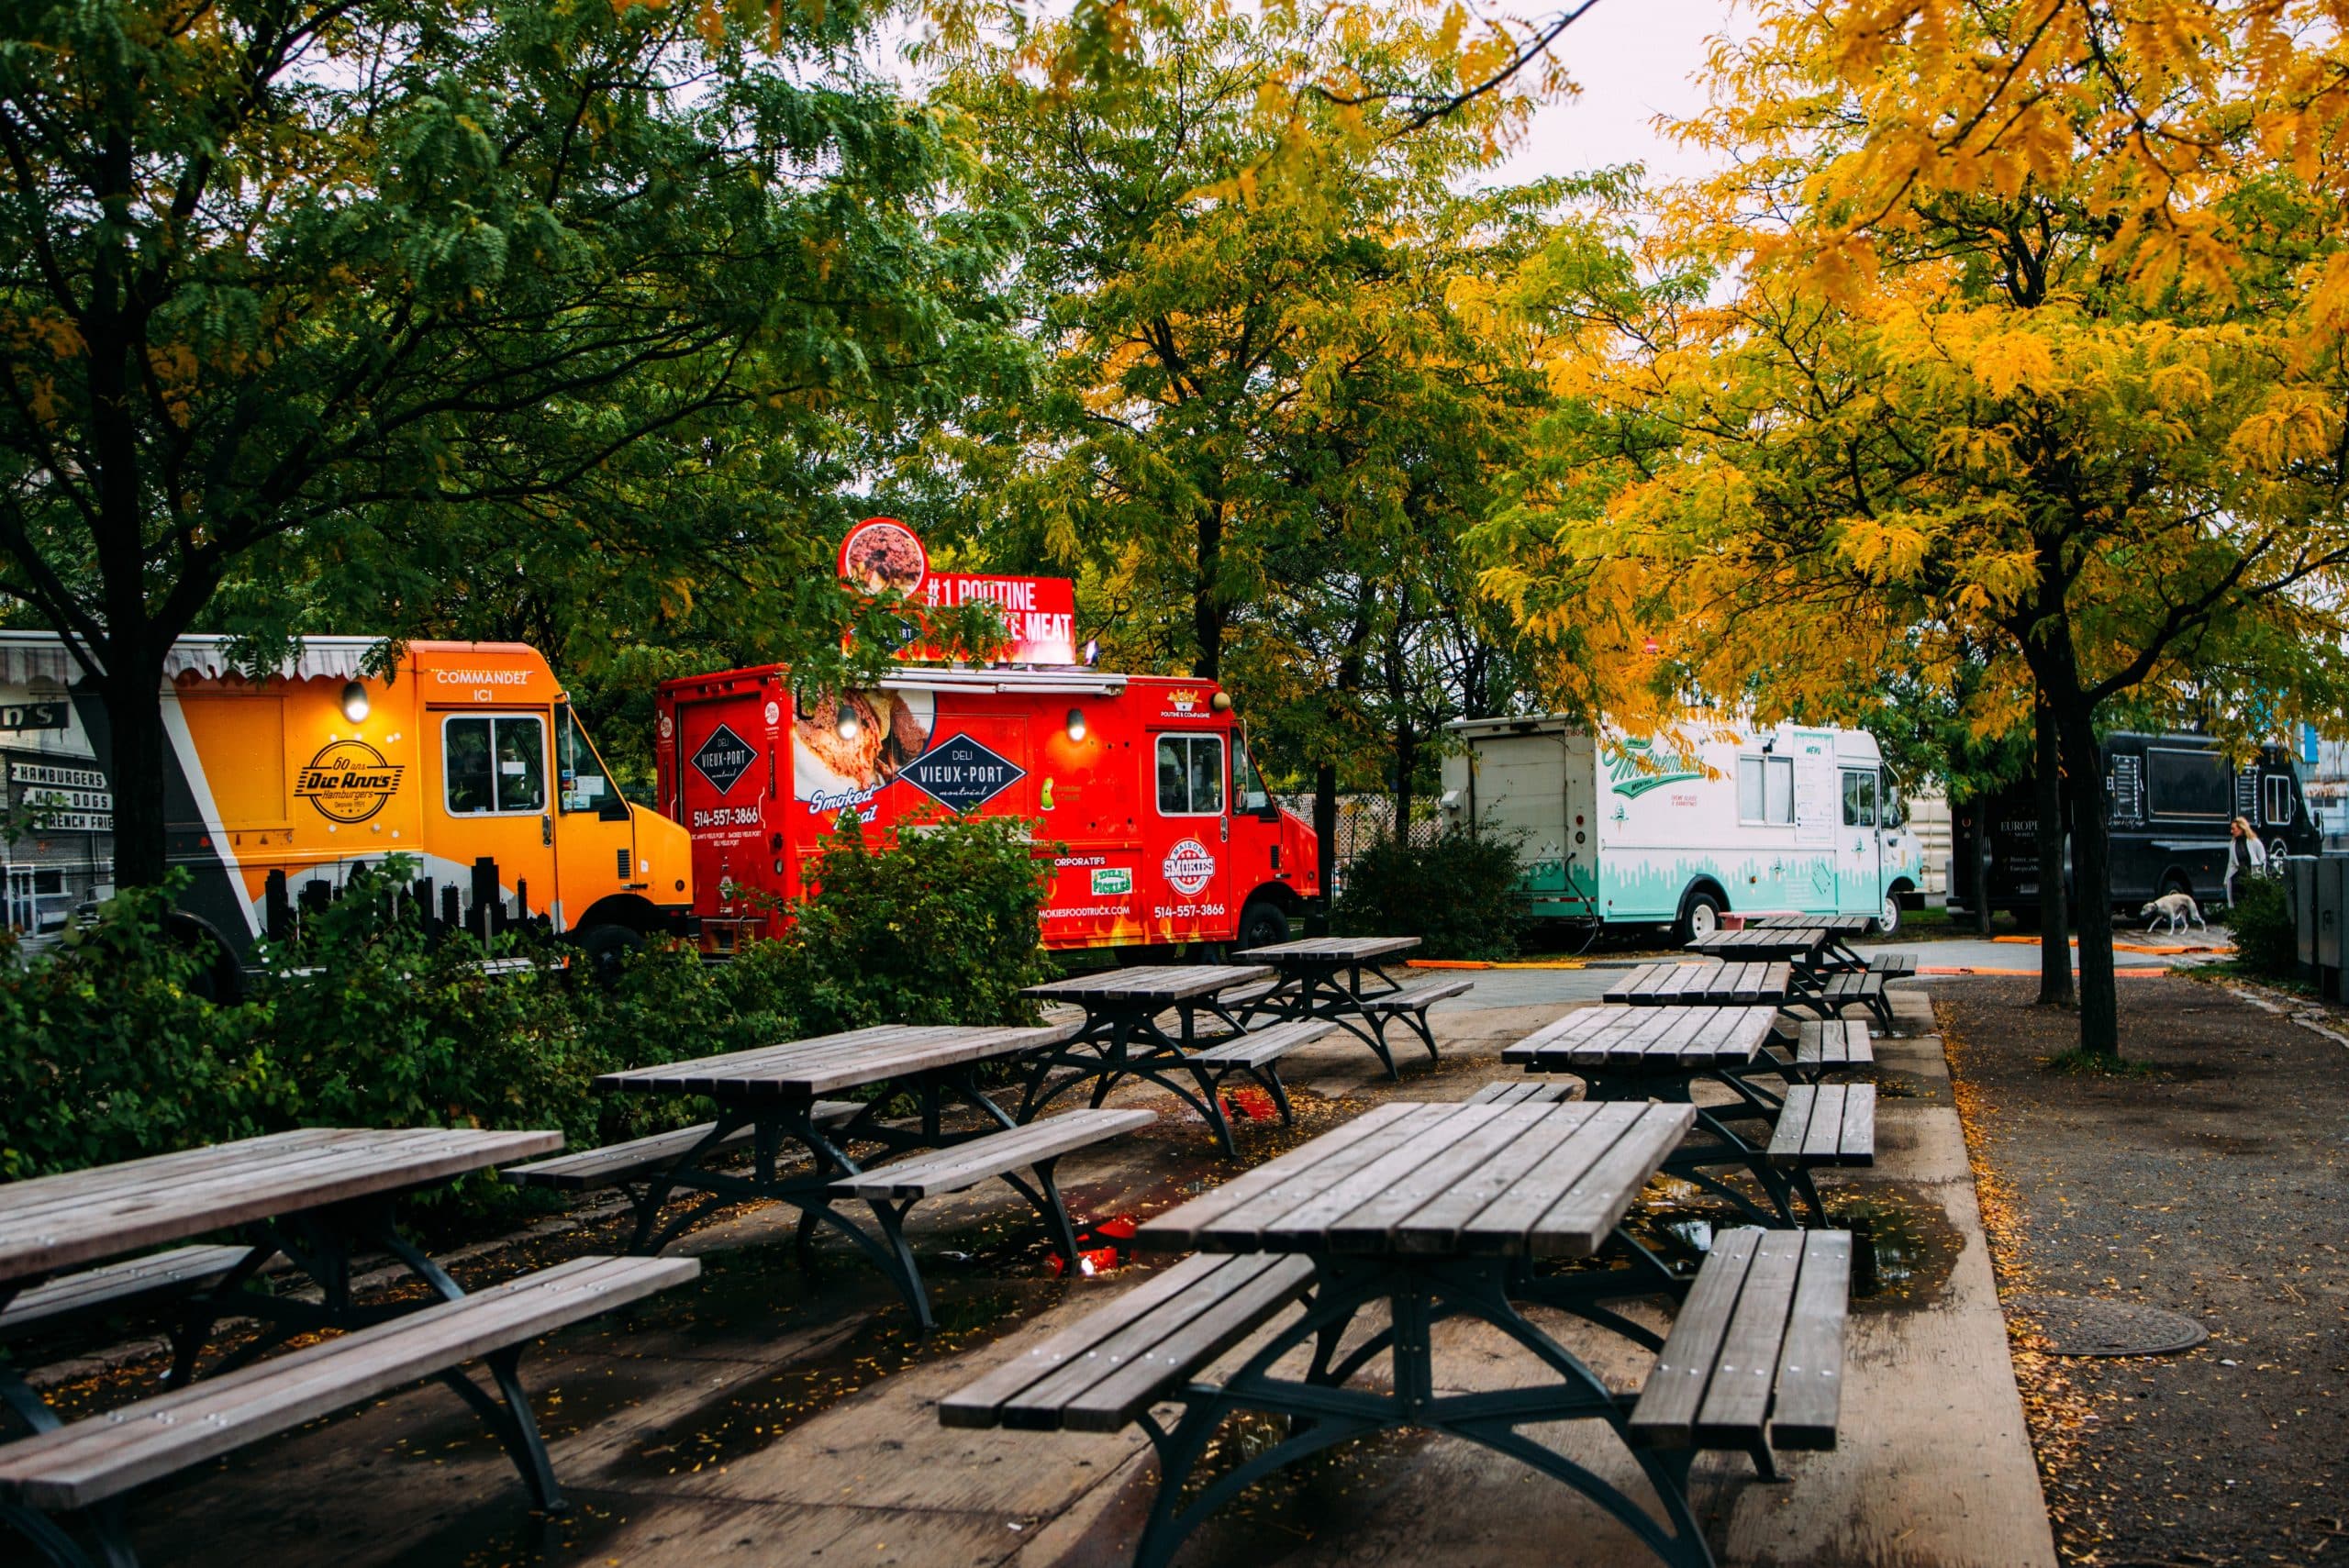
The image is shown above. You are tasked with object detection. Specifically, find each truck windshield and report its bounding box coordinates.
[556,706,617,814]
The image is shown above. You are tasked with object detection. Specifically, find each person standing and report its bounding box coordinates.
[2226,816,2268,908]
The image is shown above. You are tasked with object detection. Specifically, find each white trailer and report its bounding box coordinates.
[1439,716,1928,938]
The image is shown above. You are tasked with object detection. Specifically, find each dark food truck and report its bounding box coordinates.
[1950,731,2317,918]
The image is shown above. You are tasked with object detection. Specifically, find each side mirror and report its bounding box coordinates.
[598,796,630,823]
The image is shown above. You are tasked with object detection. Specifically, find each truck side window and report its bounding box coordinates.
[1234,743,1272,812]
[1737,756,1793,824]
[1841,769,1876,828]
[446,715,546,815]
[2264,774,2293,826]
[557,706,617,814]
[1157,735,1225,816]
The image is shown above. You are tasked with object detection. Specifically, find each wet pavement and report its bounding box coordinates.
[27,981,2058,1568]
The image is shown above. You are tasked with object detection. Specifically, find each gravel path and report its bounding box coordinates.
[1935,975,2349,1567]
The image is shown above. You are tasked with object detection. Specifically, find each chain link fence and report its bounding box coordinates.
[1275,795,1446,893]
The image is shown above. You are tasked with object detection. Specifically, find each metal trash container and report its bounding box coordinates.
[2320,855,2348,1000]
[2291,855,2319,977]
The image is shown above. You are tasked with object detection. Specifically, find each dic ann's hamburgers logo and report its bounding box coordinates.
[295,740,405,825]
[1163,838,1216,896]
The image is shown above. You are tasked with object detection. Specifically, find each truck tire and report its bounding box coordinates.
[1236,897,1290,953]
[573,922,644,984]
[1674,887,1724,944]
[1872,893,1903,938]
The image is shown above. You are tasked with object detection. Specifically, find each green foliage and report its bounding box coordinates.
[1,835,1048,1207]
[0,876,275,1181]
[786,813,1052,1033]
[1331,828,1525,961]
[2226,874,2297,979]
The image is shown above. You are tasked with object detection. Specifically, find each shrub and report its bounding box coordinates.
[1332,826,1526,961]
[2226,873,2296,977]
[786,811,1052,1032]
[0,876,276,1181]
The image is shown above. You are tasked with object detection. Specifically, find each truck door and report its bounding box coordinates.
[551,704,637,933]
[1147,729,1233,941]
[1838,767,1881,918]
[430,706,558,933]
[669,685,782,922]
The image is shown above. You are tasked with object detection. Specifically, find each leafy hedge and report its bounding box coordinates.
[2225,873,2296,977]
[1332,826,1526,961]
[0,814,1051,1201]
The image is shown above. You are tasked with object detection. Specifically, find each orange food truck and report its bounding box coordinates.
[0,632,691,983]
[655,520,1321,955]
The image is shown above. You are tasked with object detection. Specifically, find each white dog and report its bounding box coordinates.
[2139,892,2207,933]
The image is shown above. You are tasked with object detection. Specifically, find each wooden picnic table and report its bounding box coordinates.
[0,1126,559,1428]
[1018,965,1275,1155]
[1605,959,1791,1006]
[1500,1004,1827,1226]
[1130,1098,1715,1566]
[593,1022,1075,1322]
[1233,934,1419,1065]
[1743,913,1874,969]
[1685,927,1830,963]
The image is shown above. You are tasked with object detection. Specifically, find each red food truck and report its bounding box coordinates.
[655,663,1320,955]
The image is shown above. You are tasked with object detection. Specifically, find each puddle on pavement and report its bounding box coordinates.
[1625,1186,1960,1310]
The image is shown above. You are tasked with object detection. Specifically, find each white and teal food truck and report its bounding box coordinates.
[1439,716,1928,939]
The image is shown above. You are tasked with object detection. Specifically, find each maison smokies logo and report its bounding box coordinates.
[295,740,405,824]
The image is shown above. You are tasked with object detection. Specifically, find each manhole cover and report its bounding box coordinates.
[2008,1296,2208,1357]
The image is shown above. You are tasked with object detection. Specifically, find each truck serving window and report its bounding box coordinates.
[1841,769,1877,828]
[1157,735,1225,816]
[556,706,618,814]
[1738,756,1793,824]
[2264,773,2294,827]
[2146,748,2229,819]
[446,715,546,815]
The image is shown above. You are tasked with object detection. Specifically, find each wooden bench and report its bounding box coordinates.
[1765,1084,1876,1169]
[1802,970,1894,1029]
[1778,1019,1874,1083]
[1866,951,1918,981]
[505,1106,860,1248]
[1216,980,1282,1023]
[1629,1227,1851,1473]
[1188,1020,1336,1129]
[1464,1080,1575,1108]
[0,1254,696,1566]
[940,1251,1315,1432]
[0,1245,251,1343]
[829,1109,1154,1304]
[1355,974,1474,1077]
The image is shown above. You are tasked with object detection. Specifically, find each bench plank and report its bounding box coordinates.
[1769,1232,1854,1448]
[0,1255,696,1511]
[0,1245,252,1341]
[1358,976,1474,1012]
[1795,1021,1874,1070]
[1694,1230,1806,1444]
[1629,1227,1758,1445]
[1191,1019,1333,1068]
[1765,1085,1877,1168]
[503,1103,861,1192]
[828,1109,1154,1202]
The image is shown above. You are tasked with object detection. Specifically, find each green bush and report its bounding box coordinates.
[2225,873,2296,977]
[0,876,277,1181]
[1331,826,1526,961]
[786,811,1052,1032]
[0,821,1051,1200]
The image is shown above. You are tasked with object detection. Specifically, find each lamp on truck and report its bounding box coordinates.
[340,681,370,723]
[1065,707,1087,742]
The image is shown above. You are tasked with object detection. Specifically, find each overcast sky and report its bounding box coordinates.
[1487,0,1744,188]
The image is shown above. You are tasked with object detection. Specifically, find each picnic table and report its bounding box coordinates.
[1503,1005,1850,1226]
[1118,1099,1725,1566]
[1685,927,1830,964]
[1604,959,1791,1006]
[1234,935,1469,1077]
[591,1022,1090,1326]
[1018,965,1275,1154]
[0,1126,560,1423]
[1743,913,1874,970]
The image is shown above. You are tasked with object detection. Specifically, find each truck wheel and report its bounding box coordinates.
[1872,894,1902,938]
[1674,888,1724,944]
[574,922,644,984]
[1236,898,1290,953]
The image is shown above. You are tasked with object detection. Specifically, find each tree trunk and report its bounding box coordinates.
[1970,803,1993,937]
[1392,719,1418,849]
[96,659,173,888]
[1193,500,1224,681]
[2032,698,2074,1006]
[2055,704,2121,1056]
[1311,762,1338,936]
